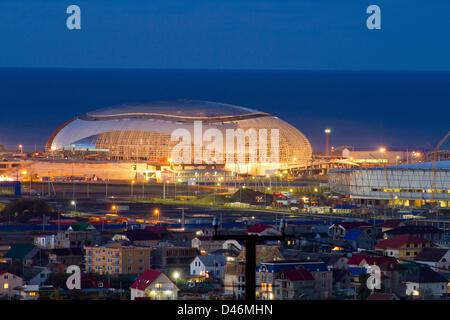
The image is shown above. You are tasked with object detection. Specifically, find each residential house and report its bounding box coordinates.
[224,259,246,299]
[405,267,448,299]
[224,245,283,299]
[332,269,353,297]
[257,260,305,300]
[347,253,397,268]
[190,254,227,280]
[246,224,281,236]
[256,260,332,300]
[274,268,315,300]
[85,243,151,275]
[114,229,161,247]
[81,273,109,289]
[328,222,375,240]
[151,243,198,275]
[343,229,374,250]
[55,222,101,249]
[191,236,224,253]
[22,266,51,286]
[383,225,444,243]
[297,261,333,299]
[378,260,408,297]
[0,271,23,298]
[374,235,434,260]
[414,248,450,273]
[322,255,348,270]
[2,244,40,267]
[48,248,83,266]
[130,269,179,300]
[17,284,40,300]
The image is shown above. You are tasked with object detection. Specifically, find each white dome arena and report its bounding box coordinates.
[46,100,312,174]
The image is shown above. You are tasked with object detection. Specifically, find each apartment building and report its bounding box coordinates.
[84,243,151,275]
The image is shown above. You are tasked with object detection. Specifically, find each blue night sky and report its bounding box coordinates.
[0,0,449,70]
[0,1,448,152]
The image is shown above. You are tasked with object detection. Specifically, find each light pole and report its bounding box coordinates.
[71,200,77,214]
[154,208,160,226]
[131,180,135,198]
[324,129,331,156]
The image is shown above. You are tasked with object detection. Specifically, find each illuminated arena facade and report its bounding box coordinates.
[329,161,450,208]
[45,100,312,175]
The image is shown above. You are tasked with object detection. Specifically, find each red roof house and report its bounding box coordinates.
[282,268,315,282]
[130,269,179,300]
[246,224,280,236]
[375,235,432,250]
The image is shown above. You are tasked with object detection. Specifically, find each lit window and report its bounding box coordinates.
[4,283,8,289]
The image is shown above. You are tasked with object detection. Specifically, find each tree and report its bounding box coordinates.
[1,199,55,223]
[357,274,371,300]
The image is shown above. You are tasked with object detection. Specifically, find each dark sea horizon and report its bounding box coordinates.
[0,68,449,153]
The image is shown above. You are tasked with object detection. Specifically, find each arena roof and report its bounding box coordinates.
[385,160,450,170]
[79,100,270,122]
[331,160,450,172]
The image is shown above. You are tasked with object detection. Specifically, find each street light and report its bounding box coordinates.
[71,200,77,213]
[154,208,160,225]
[324,129,331,156]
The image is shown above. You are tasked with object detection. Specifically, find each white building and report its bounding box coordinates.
[0,271,23,299]
[33,235,56,249]
[329,161,450,208]
[414,248,450,273]
[405,267,448,298]
[190,254,227,279]
[130,269,179,300]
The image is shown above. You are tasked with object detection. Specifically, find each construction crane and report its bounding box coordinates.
[427,131,450,216]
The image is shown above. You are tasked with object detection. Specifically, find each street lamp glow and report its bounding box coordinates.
[324,129,331,134]
[70,200,76,206]
[173,271,180,280]
[154,209,160,215]
[379,147,386,153]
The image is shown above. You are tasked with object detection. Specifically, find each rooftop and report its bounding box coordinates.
[375,235,432,249]
[414,248,449,263]
[405,267,448,283]
[80,100,269,123]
